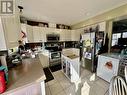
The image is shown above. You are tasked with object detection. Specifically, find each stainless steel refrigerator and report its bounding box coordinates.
[81,26,106,72]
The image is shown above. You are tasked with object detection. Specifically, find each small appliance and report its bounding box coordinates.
[46,34,60,42]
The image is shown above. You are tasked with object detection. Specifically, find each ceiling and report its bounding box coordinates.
[18,0,127,25]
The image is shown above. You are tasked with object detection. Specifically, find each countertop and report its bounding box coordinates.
[2,57,46,95]
[62,53,79,60]
[67,55,79,59]
[100,53,122,59]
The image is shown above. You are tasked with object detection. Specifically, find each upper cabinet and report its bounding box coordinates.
[65,30,71,41]
[25,25,74,42]
[26,25,34,43]
[99,22,106,31]
[60,29,66,41]
[71,30,82,41]
[33,26,42,42]
[59,29,71,41]
[1,15,21,48]
[40,27,47,42]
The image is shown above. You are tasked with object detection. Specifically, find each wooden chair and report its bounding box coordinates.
[109,76,127,95]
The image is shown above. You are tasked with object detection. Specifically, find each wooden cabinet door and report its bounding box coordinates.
[99,22,106,31]
[40,27,47,42]
[60,29,66,41]
[65,30,71,41]
[26,25,34,42]
[60,29,72,41]
[71,30,81,41]
[71,30,76,41]
[33,26,41,42]
[46,28,54,34]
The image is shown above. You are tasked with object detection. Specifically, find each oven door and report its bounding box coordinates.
[51,52,61,59]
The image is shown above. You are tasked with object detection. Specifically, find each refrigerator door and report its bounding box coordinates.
[82,32,95,72]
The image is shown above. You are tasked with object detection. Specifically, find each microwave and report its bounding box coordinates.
[47,34,60,42]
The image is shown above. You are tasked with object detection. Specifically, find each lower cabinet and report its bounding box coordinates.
[61,55,80,82]
[97,55,120,82]
[6,81,45,95]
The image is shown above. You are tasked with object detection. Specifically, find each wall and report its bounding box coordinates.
[0,0,21,49]
[71,3,127,29]
[0,17,7,50]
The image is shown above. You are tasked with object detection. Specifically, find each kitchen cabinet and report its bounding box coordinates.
[1,15,21,48]
[26,26,47,43]
[40,28,60,42]
[33,26,42,42]
[65,30,71,41]
[40,27,47,42]
[2,58,46,95]
[71,29,84,41]
[60,29,66,41]
[26,25,34,42]
[40,28,72,42]
[40,27,60,42]
[62,48,80,82]
[54,28,60,34]
[71,30,80,41]
[26,25,72,42]
[48,29,72,41]
[98,22,106,31]
[46,28,60,35]
[45,28,56,34]
[59,29,66,41]
[62,54,80,82]
[97,53,120,82]
[6,82,45,95]
[60,29,71,41]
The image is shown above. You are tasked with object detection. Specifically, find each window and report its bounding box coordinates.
[112,33,121,46]
[122,32,127,38]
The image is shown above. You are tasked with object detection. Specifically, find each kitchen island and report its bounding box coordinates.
[2,57,46,95]
[61,48,80,83]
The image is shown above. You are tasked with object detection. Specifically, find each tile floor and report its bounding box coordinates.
[45,67,109,95]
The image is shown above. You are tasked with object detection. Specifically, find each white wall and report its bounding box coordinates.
[0,17,7,50]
